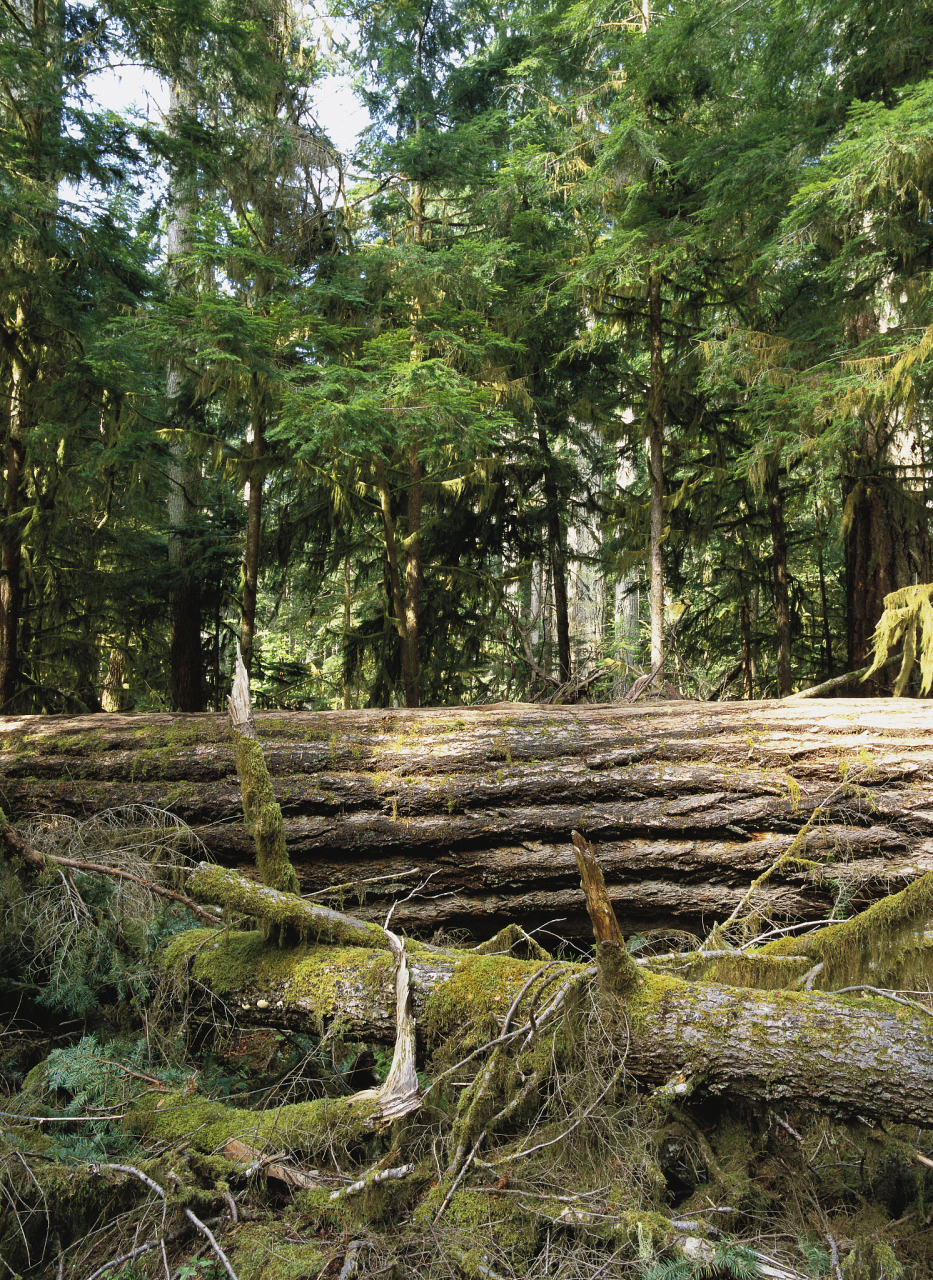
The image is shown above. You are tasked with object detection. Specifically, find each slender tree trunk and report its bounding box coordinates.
[537,422,571,684]
[376,458,417,707]
[740,591,753,700]
[648,272,664,671]
[767,468,792,696]
[240,402,265,680]
[815,507,833,680]
[343,557,353,710]
[166,72,204,712]
[405,447,421,703]
[0,368,27,710]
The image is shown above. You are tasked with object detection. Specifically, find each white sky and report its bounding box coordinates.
[86,61,368,162]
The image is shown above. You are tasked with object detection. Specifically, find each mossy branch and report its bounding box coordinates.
[187,862,390,950]
[762,870,933,990]
[228,645,299,896]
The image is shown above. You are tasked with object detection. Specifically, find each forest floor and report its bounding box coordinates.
[1,699,933,1280]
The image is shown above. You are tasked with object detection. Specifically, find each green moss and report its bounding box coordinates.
[227,1223,326,1280]
[424,953,561,1050]
[135,1088,380,1163]
[763,871,933,989]
[670,951,811,991]
[159,928,394,1030]
[188,864,389,949]
[615,1210,672,1256]
[415,1187,538,1258]
[233,736,299,896]
[625,969,685,1033]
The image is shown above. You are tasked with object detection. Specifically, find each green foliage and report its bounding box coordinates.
[639,1241,761,1280]
[18,1034,154,1160]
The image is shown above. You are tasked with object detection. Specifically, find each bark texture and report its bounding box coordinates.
[4,699,933,940]
[169,924,933,1127]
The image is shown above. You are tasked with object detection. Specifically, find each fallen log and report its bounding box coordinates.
[3,698,933,939]
[159,915,933,1128]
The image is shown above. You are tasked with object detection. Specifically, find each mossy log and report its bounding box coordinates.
[159,920,933,1128]
[3,698,933,939]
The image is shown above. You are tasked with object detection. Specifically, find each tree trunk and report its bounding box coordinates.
[168,897,933,1127]
[5,699,933,941]
[166,72,204,713]
[767,467,792,696]
[0,390,27,711]
[648,271,665,672]
[375,457,417,707]
[240,406,265,680]
[845,460,932,693]
[405,445,421,704]
[538,422,571,685]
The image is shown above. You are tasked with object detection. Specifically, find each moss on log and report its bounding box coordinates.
[159,921,933,1127]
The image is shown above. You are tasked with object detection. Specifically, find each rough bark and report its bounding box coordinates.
[167,914,933,1128]
[845,464,932,692]
[240,409,265,681]
[4,699,933,940]
[166,71,205,714]
[648,271,665,673]
[538,420,571,685]
[0,398,26,710]
[376,456,417,707]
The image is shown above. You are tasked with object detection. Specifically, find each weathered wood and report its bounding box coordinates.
[572,829,624,944]
[4,699,933,938]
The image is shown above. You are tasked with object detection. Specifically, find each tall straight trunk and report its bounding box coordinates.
[648,272,664,671]
[1,2,62,711]
[343,557,353,709]
[166,72,204,711]
[767,468,792,697]
[240,400,265,680]
[844,443,932,693]
[739,552,753,701]
[0,363,27,710]
[405,447,421,702]
[537,422,571,685]
[376,458,417,707]
[815,510,833,680]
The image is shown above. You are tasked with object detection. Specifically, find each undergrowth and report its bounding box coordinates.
[1,806,932,1280]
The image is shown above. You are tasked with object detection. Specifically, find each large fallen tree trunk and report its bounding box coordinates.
[3,699,933,938]
[160,911,933,1128]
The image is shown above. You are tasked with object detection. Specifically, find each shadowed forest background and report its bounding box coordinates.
[4,0,933,715]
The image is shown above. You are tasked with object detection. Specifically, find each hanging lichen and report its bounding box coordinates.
[863,582,933,695]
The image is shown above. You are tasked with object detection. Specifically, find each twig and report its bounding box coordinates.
[10,829,221,927]
[99,1165,238,1280]
[831,986,933,1019]
[304,868,420,899]
[772,1114,804,1142]
[787,654,897,699]
[338,1241,369,1280]
[83,1218,223,1280]
[330,1164,415,1201]
[825,1231,844,1280]
[496,1055,630,1165]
